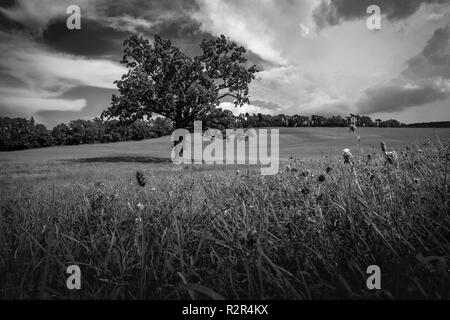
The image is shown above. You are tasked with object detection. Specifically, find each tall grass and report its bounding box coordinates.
[0,139,449,299]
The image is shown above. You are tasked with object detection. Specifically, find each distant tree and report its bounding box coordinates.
[32,124,52,148]
[52,123,71,145]
[382,119,401,128]
[102,34,258,136]
[68,120,99,144]
[311,115,327,127]
[327,115,345,127]
[150,117,174,137]
[130,120,153,140]
[359,116,373,127]
[202,108,237,132]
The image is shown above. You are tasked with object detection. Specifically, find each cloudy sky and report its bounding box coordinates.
[0,0,449,127]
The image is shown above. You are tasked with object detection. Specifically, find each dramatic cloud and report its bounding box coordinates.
[403,25,450,79]
[0,31,125,116]
[193,0,315,65]
[0,0,93,35]
[0,0,449,125]
[357,24,450,114]
[193,0,285,65]
[358,77,450,113]
[42,17,130,59]
[313,0,447,30]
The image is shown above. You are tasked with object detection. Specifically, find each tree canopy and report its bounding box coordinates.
[102,34,258,129]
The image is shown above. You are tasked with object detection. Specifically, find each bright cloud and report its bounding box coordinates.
[0,32,125,114]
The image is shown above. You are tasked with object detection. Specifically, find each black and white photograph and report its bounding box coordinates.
[0,0,449,306]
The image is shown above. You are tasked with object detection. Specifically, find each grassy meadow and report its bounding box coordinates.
[0,127,449,299]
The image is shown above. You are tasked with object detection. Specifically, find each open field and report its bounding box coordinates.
[0,127,449,299]
[1,127,449,164]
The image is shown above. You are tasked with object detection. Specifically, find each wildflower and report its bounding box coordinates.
[236,169,240,175]
[151,187,156,191]
[414,178,420,184]
[317,174,326,182]
[137,203,145,210]
[94,182,105,188]
[286,165,298,172]
[301,169,310,177]
[326,167,333,174]
[385,151,398,165]
[367,154,372,161]
[343,148,353,164]
[136,170,146,187]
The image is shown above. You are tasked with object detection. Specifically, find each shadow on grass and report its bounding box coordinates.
[64,156,173,164]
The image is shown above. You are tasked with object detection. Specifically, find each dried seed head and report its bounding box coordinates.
[385,151,398,165]
[317,174,326,182]
[301,169,310,177]
[136,170,146,187]
[381,141,387,154]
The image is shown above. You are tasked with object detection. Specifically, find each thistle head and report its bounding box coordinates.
[136,170,146,187]
[343,148,353,164]
[137,203,145,210]
[317,174,326,182]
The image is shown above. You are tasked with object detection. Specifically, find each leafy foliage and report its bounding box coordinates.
[0,117,174,151]
[102,34,258,129]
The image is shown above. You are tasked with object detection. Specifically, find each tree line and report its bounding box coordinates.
[1,110,407,152]
[0,117,173,151]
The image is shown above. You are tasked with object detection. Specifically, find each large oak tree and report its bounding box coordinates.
[102,34,258,133]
